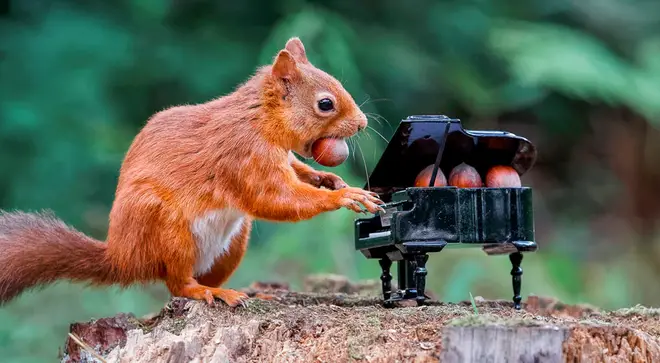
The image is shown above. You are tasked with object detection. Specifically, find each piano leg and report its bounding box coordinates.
[509,252,523,310]
[378,258,394,308]
[413,254,429,305]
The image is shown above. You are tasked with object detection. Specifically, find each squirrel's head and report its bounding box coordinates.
[263,37,367,158]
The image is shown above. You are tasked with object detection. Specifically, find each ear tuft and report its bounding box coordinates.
[272,50,298,80]
[285,37,309,64]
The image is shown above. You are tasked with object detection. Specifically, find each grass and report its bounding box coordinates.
[611,304,660,317]
[447,314,547,327]
[469,292,479,315]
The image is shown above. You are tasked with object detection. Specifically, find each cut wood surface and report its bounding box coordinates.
[59,274,660,363]
[441,326,569,363]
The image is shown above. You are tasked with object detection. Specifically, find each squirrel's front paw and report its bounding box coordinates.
[334,187,385,214]
[317,172,348,190]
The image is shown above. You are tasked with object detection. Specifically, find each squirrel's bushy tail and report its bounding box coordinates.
[0,210,113,305]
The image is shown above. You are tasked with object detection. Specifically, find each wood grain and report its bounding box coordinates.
[441,326,570,363]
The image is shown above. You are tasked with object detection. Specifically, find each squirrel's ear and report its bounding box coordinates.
[285,37,308,64]
[271,50,299,80]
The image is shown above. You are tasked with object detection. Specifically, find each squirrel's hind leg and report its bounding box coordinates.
[191,218,256,306]
[195,218,277,302]
[160,220,249,307]
[171,278,249,307]
[165,266,250,307]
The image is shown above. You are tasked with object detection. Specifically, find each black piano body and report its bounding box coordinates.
[354,115,538,309]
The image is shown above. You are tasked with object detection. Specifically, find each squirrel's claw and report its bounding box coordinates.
[203,289,216,306]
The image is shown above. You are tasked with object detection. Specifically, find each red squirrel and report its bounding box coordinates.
[0,37,384,307]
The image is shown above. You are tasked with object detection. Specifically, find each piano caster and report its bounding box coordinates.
[509,252,523,310]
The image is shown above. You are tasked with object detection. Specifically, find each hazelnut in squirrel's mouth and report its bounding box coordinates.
[310,137,349,167]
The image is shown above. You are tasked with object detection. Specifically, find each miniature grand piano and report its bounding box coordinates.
[354,115,538,309]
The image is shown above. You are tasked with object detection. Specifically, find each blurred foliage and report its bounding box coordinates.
[2,0,660,361]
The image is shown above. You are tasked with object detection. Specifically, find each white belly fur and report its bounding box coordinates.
[191,208,245,276]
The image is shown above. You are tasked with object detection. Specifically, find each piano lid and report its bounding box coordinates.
[364,115,537,193]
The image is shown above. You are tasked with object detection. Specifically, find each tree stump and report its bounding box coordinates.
[59,276,660,363]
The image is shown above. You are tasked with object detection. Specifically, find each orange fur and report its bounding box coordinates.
[0,37,383,307]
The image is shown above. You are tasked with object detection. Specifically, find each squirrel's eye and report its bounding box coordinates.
[317,98,334,112]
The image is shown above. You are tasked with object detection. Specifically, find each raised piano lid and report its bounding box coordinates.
[364,115,537,196]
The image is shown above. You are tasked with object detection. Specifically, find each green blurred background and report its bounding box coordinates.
[2,0,660,361]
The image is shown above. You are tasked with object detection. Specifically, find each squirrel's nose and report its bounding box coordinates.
[357,113,367,132]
